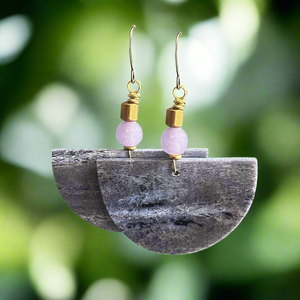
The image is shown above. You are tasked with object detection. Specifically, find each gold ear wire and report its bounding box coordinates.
[121,25,142,125]
[166,32,187,130]
[129,25,136,83]
[175,32,182,89]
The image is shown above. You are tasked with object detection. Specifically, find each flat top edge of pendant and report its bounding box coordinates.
[52,148,209,159]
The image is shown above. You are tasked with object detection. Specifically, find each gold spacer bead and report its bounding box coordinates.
[124,146,136,150]
[121,102,138,122]
[169,154,182,159]
[166,108,184,128]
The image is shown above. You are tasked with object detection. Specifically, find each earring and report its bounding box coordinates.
[52,29,258,255]
[161,32,188,172]
[116,25,143,158]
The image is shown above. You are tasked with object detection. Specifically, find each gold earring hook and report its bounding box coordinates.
[175,32,182,89]
[129,25,136,83]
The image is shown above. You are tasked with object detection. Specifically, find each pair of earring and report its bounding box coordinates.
[116,26,188,166]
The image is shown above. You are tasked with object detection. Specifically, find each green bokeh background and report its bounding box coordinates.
[1,0,300,299]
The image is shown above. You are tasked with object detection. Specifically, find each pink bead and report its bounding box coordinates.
[161,127,188,156]
[116,121,143,147]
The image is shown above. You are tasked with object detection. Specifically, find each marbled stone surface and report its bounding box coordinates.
[97,152,257,254]
[52,149,119,231]
[52,149,208,233]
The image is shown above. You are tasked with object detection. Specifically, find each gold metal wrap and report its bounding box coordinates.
[127,81,141,104]
[172,86,186,110]
[165,85,187,128]
[121,80,141,122]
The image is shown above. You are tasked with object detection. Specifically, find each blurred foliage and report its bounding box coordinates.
[0,0,300,299]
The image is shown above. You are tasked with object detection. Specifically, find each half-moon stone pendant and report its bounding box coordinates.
[52,149,257,255]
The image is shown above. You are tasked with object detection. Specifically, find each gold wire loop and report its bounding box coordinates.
[127,79,141,94]
[172,85,187,110]
[172,85,187,99]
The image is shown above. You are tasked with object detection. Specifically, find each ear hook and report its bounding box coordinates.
[129,25,136,83]
[175,32,182,89]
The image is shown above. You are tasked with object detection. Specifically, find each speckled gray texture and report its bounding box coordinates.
[52,149,119,231]
[52,149,208,233]
[97,152,257,254]
[52,148,257,254]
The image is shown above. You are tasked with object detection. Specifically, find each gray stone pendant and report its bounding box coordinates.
[52,149,257,255]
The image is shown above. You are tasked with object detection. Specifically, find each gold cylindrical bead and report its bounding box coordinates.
[166,108,184,128]
[121,102,138,121]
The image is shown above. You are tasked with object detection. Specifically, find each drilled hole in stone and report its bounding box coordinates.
[172,171,180,177]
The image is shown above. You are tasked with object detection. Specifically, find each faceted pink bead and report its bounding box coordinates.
[161,127,188,156]
[116,121,143,147]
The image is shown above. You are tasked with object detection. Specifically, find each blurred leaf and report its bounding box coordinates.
[146,258,207,300]
[0,196,33,268]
